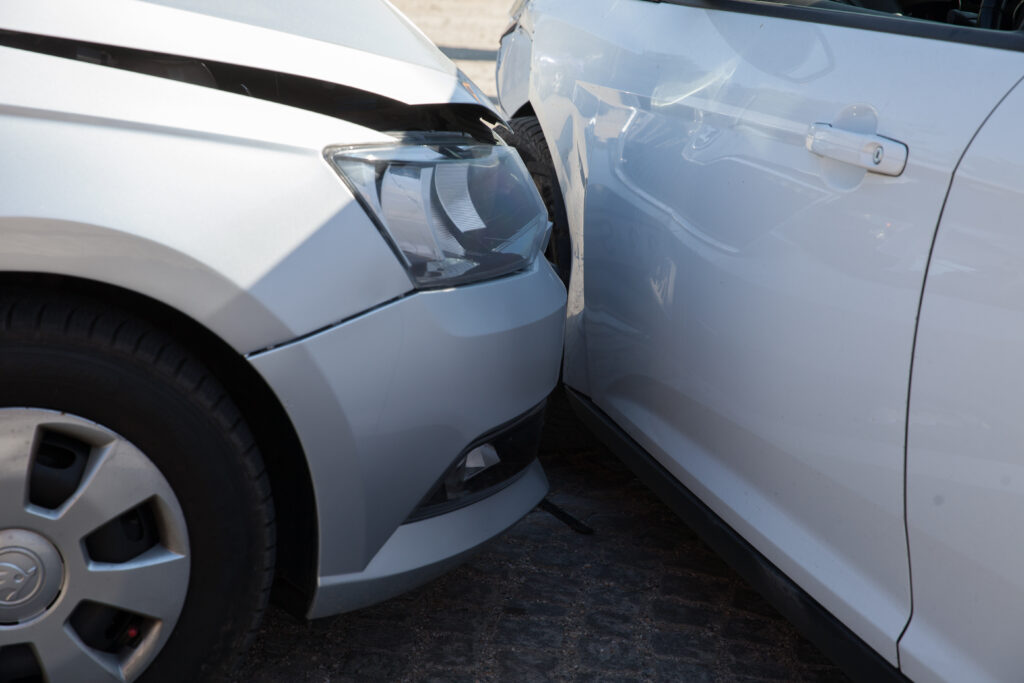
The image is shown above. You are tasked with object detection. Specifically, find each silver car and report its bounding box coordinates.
[498,0,1024,680]
[0,1,566,680]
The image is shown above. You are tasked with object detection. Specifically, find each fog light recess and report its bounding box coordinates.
[406,402,546,522]
[445,443,502,498]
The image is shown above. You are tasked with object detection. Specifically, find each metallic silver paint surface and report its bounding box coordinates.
[1,0,568,664]
[1,0,497,111]
[143,0,450,75]
[903,78,1024,683]
[496,24,533,119]
[249,261,565,580]
[309,459,548,618]
[500,0,1024,672]
[0,46,414,353]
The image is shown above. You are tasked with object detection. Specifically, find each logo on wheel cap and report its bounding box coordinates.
[0,551,43,606]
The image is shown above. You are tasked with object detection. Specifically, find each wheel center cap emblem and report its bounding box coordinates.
[0,551,44,605]
[0,529,64,625]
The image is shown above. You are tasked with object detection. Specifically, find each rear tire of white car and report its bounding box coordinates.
[0,291,275,683]
[505,116,572,284]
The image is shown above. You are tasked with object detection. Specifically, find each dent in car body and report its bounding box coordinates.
[501,0,1024,670]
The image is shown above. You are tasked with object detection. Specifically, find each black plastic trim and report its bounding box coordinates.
[564,386,910,683]
[405,400,547,523]
[648,0,1024,50]
[0,29,501,139]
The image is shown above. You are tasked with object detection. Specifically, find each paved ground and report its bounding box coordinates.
[239,390,848,682]
[390,0,508,99]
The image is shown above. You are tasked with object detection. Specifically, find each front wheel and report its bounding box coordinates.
[0,292,275,683]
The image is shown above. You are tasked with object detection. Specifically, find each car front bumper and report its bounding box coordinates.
[248,259,566,617]
[311,457,547,616]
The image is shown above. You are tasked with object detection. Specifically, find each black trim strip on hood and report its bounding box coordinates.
[0,29,500,140]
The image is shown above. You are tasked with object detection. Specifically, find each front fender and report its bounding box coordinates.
[496,21,534,119]
[0,46,414,353]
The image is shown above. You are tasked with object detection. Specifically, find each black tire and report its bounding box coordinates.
[504,116,572,285]
[0,290,275,683]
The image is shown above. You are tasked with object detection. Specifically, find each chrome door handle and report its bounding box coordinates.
[805,123,908,177]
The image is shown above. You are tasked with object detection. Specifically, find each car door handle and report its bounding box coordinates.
[805,123,908,177]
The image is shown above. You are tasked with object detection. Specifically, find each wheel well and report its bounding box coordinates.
[512,102,536,119]
[0,272,319,616]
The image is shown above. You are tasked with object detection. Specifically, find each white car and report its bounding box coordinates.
[498,0,1024,680]
[0,1,566,680]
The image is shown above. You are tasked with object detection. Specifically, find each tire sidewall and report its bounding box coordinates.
[0,328,271,682]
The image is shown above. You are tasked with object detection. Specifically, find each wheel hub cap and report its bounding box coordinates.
[0,528,63,624]
[0,409,190,681]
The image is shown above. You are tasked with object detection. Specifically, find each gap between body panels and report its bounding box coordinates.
[244,293,411,358]
[894,70,1024,661]
[0,30,501,140]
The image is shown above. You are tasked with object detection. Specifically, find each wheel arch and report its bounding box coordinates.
[0,271,320,616]
[511,102,536,119]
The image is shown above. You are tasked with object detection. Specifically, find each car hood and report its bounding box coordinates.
[0,0,495,111]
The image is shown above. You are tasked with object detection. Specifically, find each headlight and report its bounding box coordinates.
[327,136,550,288]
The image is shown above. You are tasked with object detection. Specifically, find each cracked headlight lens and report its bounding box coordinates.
[328,136,550,288]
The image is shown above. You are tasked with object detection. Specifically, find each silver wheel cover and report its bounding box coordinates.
[0,408,190,682]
